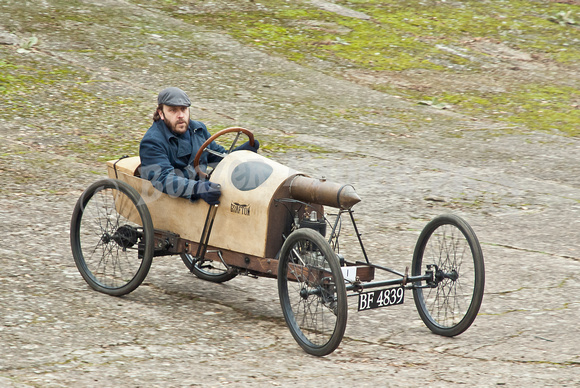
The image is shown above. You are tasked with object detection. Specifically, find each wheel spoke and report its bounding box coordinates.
[71,180,153,295]
[412,215,484,337]
[278,228,347,356]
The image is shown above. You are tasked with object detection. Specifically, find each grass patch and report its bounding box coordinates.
[259,135,329,154]
[133,0,580,136]
[0,45,149,162]
[151,0,580,71]
[436,84,580,136]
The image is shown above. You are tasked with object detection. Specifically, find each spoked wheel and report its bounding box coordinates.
[412,214,485,336]
[278,228,347,356]
[180,253,237,283]
[70,179,154,296]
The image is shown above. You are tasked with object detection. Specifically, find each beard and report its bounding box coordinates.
[166,119,188,135]
[161,106,190,135]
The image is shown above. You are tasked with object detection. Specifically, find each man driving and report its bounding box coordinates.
[139,87,259,205]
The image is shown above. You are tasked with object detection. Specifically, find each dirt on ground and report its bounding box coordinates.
[0,0,579,387]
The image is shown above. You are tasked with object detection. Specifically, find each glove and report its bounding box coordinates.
[234,139,260,153]
[192,181,221,205]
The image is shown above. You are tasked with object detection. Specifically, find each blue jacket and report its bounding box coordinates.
[139,119,225,199]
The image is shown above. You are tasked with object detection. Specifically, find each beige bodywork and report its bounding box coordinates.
[107,151,303,259]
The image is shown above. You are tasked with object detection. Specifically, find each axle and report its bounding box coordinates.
[345,272,433,293]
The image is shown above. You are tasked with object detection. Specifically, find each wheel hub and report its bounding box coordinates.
[429,264,459,283]
[111,225,139,249]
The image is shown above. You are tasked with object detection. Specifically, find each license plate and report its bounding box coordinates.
[358,287,405,311]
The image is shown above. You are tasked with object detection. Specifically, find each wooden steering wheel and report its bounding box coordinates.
[193,127,255,181]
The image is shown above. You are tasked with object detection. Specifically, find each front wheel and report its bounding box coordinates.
[70,179,154,296]
[412,214,485,336]
[278,228,347,356]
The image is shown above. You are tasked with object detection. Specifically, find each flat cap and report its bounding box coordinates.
[157,87,191,107]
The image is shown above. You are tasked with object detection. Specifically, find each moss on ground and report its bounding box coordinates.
[0,42,149,162]
[1,0,578,170]
[156,0,579,69]
[135,0,580,136]
[437,84,580,136]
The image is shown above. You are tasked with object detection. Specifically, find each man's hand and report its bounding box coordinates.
[234,139,260,153]
[193,181,221,205]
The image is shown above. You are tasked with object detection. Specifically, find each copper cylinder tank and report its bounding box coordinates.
[289,175,361,210]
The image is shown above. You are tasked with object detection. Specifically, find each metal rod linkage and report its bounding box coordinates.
[355,261,405,278]
[328,210,344,245]
[345,273,433,293]
[195,204,218,263]
[349,210,370,264]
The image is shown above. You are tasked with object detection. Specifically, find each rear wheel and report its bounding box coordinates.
[278,228,347,356]
[180,253,237,283]
[70,179,154,296]
[412,214,485,336]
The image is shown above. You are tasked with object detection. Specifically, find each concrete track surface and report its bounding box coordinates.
[0,0,578,386]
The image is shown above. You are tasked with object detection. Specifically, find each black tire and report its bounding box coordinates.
[412,214,485,336]
[278,228,347,356]
[180,253,237,283]
[70,179,154,296]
